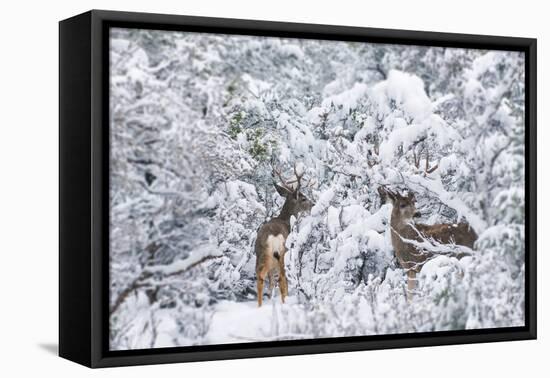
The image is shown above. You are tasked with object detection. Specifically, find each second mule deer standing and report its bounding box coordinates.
[255,165,314,307]
[379,187,477,298]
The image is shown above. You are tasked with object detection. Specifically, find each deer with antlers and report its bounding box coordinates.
[378,186,477,299]
[255,164,314,307]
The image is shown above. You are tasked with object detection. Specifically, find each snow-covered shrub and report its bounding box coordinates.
[109,28,525,349]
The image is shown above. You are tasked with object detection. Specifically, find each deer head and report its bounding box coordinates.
[272,163,314,220]
[378,186,421,225]
[378,185,477,300]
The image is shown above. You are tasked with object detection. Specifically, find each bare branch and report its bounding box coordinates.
[426,164,439,174]
[109,271,153,316]
[109,254,222,316]
[425,149,430,173]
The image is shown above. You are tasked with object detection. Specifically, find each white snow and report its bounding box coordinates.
[279,44,305,60]
[207,297,305,344]
[109,29,526,350]
[372,70,433,122]
[321,83,369,113]
[327,206,340,237]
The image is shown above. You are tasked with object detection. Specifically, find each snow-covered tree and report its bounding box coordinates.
[108,28,526,349]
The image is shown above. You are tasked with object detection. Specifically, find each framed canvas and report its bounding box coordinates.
[59,10,537,368]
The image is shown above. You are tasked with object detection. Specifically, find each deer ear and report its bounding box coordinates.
[378,186,395,203]
[274,183,290,197]
[408,191,415,201]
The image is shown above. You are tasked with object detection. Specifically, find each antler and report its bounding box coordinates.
[304,177,316,189]
[378,185,403,204]
[293,162,305,194]
[271,162,312,194]
[378,185,394,198]
[424,149,438,175]
[272,164,295,193]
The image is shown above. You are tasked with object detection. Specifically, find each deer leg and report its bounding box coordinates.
[257,267,268,307]
[279,275,288,304]
[278,259,288,304]
[257,277,264,307]
[268,271,275,298]
[406,270,417,301]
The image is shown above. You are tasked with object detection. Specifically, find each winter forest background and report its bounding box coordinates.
[109,27,525,350]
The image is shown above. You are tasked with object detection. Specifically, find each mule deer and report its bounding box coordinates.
[378,186,477,298]
[255,164,314,307]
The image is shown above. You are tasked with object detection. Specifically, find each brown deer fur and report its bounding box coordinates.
[255,169,313,307]
[379,187,477,297]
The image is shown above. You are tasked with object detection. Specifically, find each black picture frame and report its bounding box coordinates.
[59,9,537,368]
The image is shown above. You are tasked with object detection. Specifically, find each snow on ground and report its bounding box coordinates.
[207,295,300,344]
